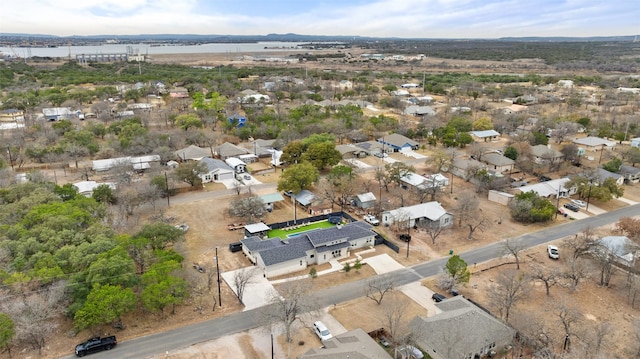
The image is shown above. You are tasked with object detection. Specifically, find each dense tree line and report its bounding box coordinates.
[0,182,187,352]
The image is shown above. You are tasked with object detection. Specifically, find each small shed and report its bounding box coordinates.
[294,190,315,207]
[488,190,514,206]
[354,192,377,209]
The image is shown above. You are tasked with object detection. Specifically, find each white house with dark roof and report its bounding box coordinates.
[410,296,515,359]
[377,133,419,151]
[620,164,640,184]
[240,221,377,278]
[381,202,453,229]
[197,158,235,183]
[595,168,625,186]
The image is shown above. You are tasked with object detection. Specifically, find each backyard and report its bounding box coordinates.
[267,219,336,238]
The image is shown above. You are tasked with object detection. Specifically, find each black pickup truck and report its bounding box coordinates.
[75,336,117,357]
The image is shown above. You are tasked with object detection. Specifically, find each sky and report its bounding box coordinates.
[1,0,638,39]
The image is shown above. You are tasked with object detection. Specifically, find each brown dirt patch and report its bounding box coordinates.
[331,291,428,334]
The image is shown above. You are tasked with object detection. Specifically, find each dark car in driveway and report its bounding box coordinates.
[432,293,446,302]
[564,203,580,212]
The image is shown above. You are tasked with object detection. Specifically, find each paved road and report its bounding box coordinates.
[79,203,640,359]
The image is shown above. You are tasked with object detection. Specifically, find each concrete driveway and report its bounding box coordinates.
[365,254,443,316]
[364,253,405,274]
[343,158,372,169]
[219,175,263,189]
[221,267,274,311]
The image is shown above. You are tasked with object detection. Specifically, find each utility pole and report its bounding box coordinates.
[6,147,14,171]
[215,247,221,307]
[165,172,170,207]
[586,179,594,212]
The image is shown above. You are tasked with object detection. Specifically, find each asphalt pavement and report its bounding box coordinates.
[75,202,640,359]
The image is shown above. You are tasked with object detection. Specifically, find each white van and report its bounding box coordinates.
[313,321,333,341]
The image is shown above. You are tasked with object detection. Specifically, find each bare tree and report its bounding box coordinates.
[453,190,479,227]
[233,267,258,305]
[365,276,396,305]
[501,238,526,269]
[466,215,488,240]
[379,296,408,343]
[626,272,640,308]
[419,220,446,245]
[563,257,590,292]
[593,249,616,287]
[530,264,560,296]
[510,311,553,356]
[556,301,582,352]
[563,227,600,261]
[487,269,529,322]
[584,321,612,355]
[2,281,66,355]
[633,318,640,357]
[262,281,317,345]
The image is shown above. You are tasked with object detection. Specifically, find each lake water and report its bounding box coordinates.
[0,42,310,58]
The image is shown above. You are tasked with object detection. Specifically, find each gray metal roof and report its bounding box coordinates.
[470,130,500,138]
[241,236,279,252]
[620,164,640,175]
[295,190,316,206]
[410,296,515,359]
[242,221,375,267]
[217,142,250,157]
[257,236,314,266]
[198,157,233,172]
[356,192,376,202]
[314,241,351,253]
[299,328,391,359]
[377,133,419,148]
[482,153,515,166]
[306,221,375,248]
[174,145,210,161]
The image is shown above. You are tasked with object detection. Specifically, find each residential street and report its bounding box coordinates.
[76,203,640,359]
